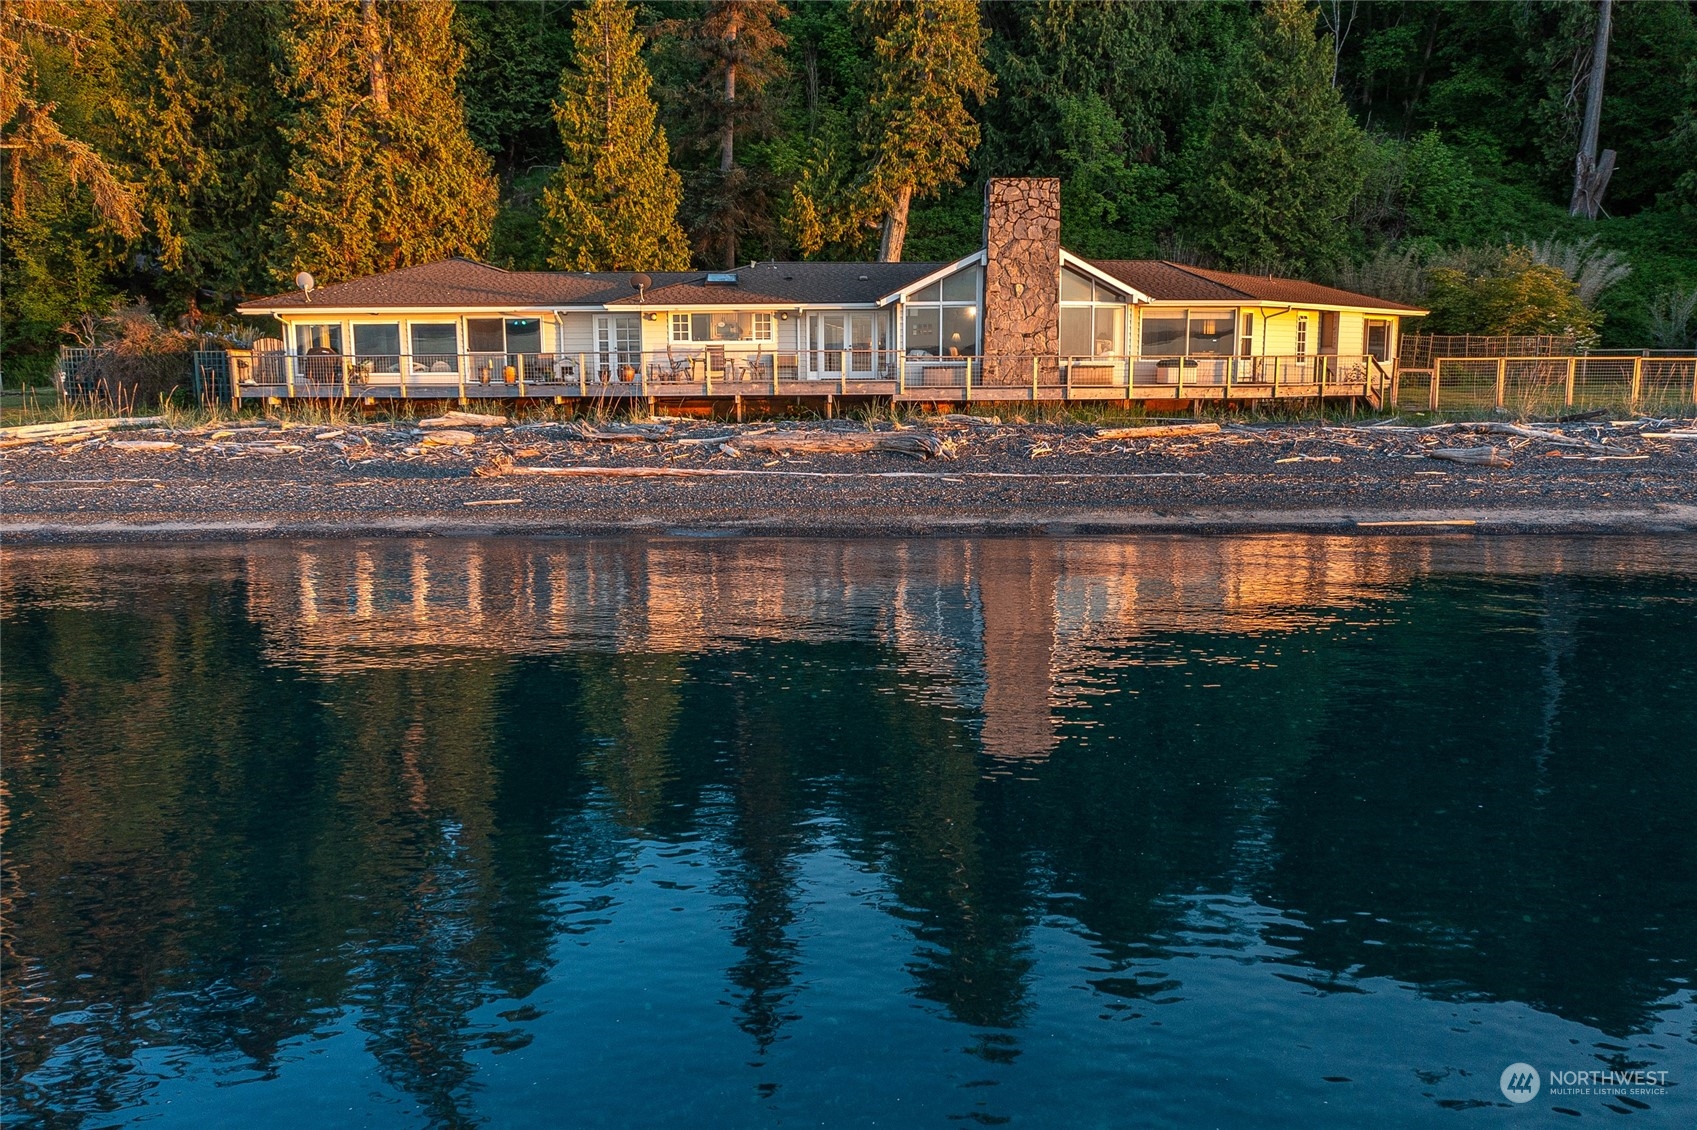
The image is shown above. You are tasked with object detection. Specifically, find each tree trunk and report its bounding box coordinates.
[1569,0,1615,218]
[360,0,390,115]
[721,28,738,268]
[804,46,819,134]
[878,183,913,263]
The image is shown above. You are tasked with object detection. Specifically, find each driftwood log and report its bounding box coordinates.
[571,422,673,443]
[1427,446,1512,467]
[1464,421,1610,453]
[1091,422,1221,441]
[419,429,479,448]
[420,410,508,428]
[108,439,182,452]
[731,430,958,460]
[0,416,166,447]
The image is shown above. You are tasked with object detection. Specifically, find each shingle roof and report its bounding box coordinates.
[241,255,1424,315]
[237,259,604,311]
[1090,259,1425,313]
[1088,261,1246,303]
[240,257,945,312]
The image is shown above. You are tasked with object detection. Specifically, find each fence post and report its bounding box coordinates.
[1430,358,1441,412]
[1032,355,1039,402]
[1630,356,1643,412]
[287,356,296,399]
[840,349,848,396]
[578,353,587,397]
[1565,358,1576,408]
[1495,357,1506,410]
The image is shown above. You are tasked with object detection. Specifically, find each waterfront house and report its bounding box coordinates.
[234,178,1424,408]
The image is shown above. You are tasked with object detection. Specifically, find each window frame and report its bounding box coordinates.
[1058,268,1127,358]
[901,266,982,358]
[667,311,778,344]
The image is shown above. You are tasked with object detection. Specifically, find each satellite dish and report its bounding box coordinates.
[630,273,651,299]
[295,271,315,301]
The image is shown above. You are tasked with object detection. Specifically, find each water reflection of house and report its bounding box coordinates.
[976,542,1060,761]
[13,536,1697,763]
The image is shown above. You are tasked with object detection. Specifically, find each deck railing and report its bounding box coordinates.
[225,349,1392,404]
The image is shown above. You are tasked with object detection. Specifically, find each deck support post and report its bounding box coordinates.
[734,394,743,423]
[825,394,833,420]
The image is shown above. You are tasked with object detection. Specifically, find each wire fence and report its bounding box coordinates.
[1394,356,1697,415]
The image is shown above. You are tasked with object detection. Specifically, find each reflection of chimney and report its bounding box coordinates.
[982,177,1061,361]
[977,541,1059,761]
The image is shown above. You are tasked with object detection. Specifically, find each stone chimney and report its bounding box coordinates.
[981,177,1061,365]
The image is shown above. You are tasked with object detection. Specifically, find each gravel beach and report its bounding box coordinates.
[4,414,1696,543]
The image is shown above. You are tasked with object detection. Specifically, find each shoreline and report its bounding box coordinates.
[7,506,1697,544]
[6,415,1696,544]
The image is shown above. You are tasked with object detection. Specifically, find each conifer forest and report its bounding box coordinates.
[4,0,1697,381]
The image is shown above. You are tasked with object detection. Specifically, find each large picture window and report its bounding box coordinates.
[410,323,458,372]
[467,317,545,355]
[903,266,980,357]
[1059,269,1126,358]
[669,311,776,343]
[1187,310,1235,355]
[294,323,342,355]
[1139,309,1237,356]
[352,323,401,373]
[1140,314,1186,356]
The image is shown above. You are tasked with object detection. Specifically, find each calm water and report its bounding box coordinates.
[3,536,1694,1128]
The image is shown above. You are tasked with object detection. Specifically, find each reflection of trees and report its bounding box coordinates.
[1,592,591,1126]
[1258,577,1697,1036]
[719,681,805,1054]
[8,539,1697,1124]
[573,654,684,830]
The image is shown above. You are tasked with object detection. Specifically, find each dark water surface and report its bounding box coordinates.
[3,536,1694,1128]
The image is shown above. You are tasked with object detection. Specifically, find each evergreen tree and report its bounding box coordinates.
[541,0,689,272]
[1,1,139,368]
[270,0,497,285]
[856,0,994,262]
[109,1,287,309]
[788,0,993,261]
[1180,0,1364,275]
[671,0,789,269]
